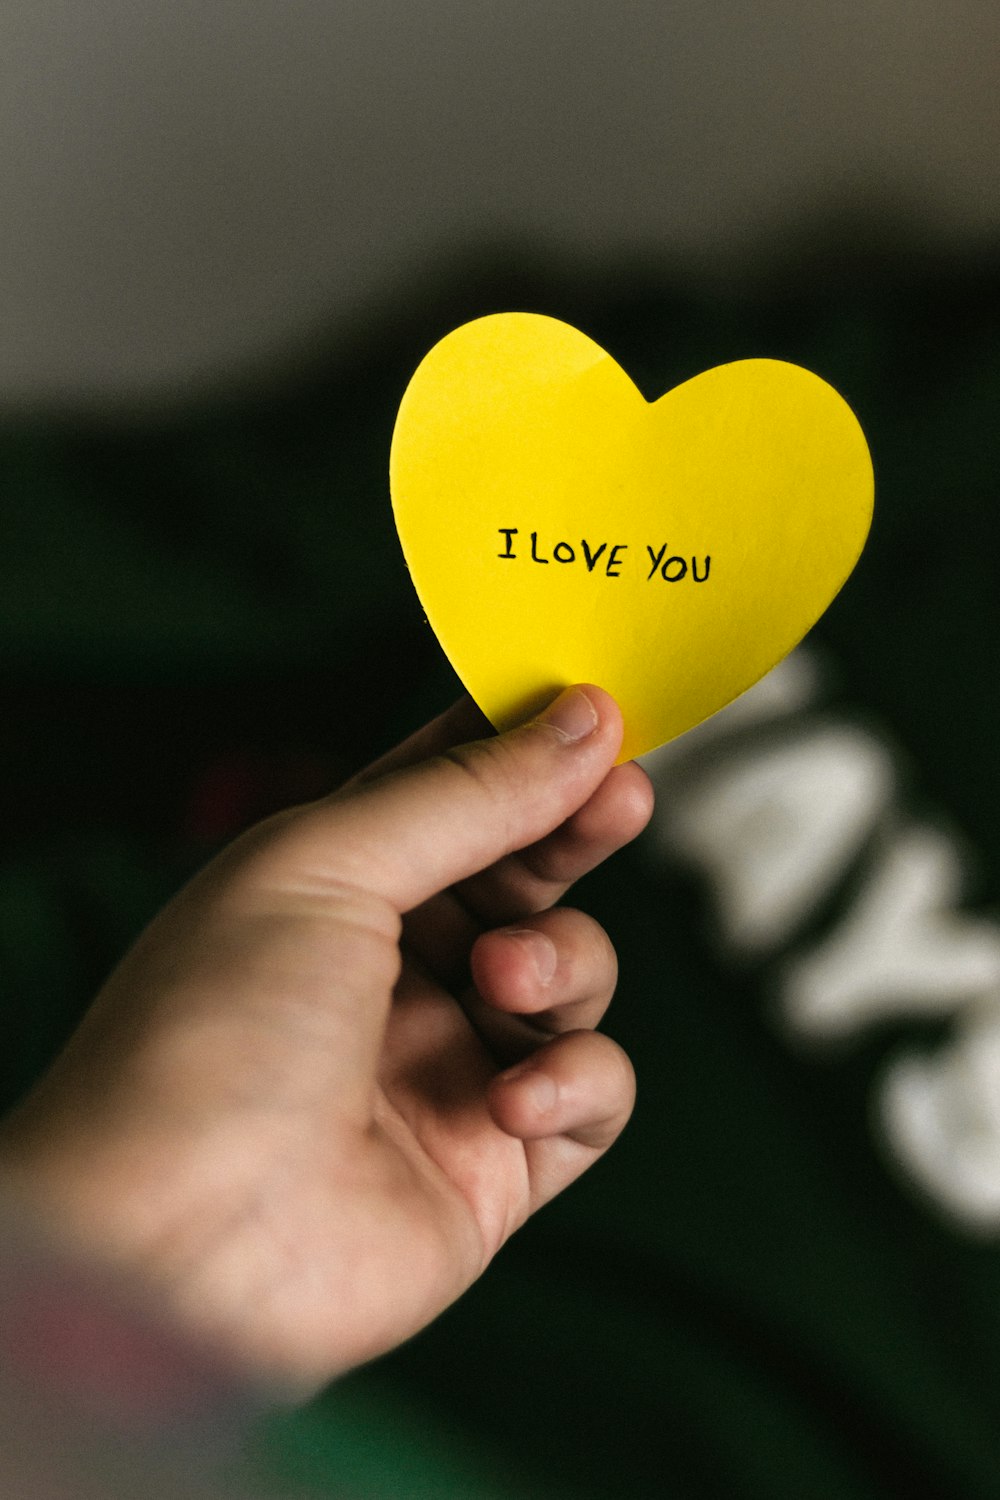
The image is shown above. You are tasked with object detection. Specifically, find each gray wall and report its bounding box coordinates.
[2,1,998,402]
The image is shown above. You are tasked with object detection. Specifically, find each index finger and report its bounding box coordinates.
[255,686,624,913]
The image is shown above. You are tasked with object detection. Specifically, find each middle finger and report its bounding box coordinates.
[458,906,619,1068]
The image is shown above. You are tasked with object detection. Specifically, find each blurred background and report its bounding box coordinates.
[2,3,1000,1496]
[2,0,999,405]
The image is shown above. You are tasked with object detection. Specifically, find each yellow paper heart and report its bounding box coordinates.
[390,313,873,761]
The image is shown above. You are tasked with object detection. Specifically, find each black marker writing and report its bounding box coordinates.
[606,544,627,578]
[646,543,712,582]
[581,540,607,572]
[495,530,711,581]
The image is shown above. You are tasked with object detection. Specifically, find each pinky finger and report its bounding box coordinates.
[487,1029,636,1152]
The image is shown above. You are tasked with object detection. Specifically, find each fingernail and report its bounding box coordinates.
[506,929,558,985]
[502,1061,558,1115]
[536,687,598,744]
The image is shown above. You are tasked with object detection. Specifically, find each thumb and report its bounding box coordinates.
[260,686,624,912]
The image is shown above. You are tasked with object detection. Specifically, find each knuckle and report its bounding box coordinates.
[440,738,522,834]
[564,1032,636,1150]
[599,1036,636,1111]
[551,908,618,987]
[585,915,618,972]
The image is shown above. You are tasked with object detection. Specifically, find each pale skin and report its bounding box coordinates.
[0,686,652,1398]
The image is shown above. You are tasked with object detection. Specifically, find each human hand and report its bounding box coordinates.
[0,687,652,1395]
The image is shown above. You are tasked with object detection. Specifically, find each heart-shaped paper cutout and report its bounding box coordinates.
[390,313,873,761]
